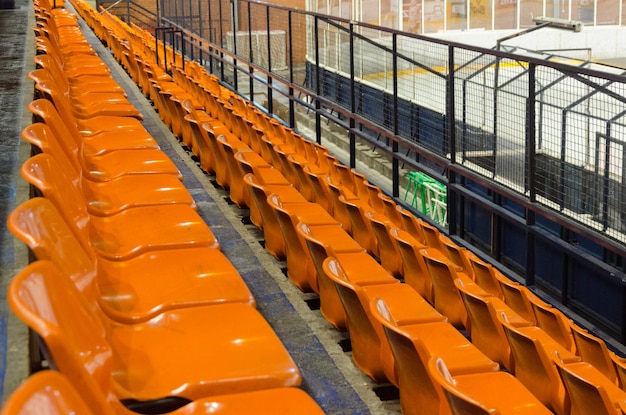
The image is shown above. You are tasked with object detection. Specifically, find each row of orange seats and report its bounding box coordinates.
[72,2,626,414]
[2,0,326,414]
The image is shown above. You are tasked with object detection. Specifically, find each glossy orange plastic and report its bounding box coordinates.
[28,99,153,157]
[500,315,581,414]
[455,278,532,371]
[21,124,194,216]
[370,298,499,415]
[366,212,403,277]
[339,195,379,255]
[8,198,254,323]
[22,154,219,260]
[530,298,576,354]
[570,322,621,385]
[428,356,552,415]
[296,222,365,327]
[9,261,301,403]
[1,370,325,415]
[243,173,304,259]
[421,249,471,329]
[468,256,505,299]
[497,276,538,324]
[324,257,446,384]
[388,227,433,302]
[0,370,95,415]
[554,356,626,415]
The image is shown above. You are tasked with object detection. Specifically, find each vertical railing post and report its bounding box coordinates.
[218,0,225,81]
[288,10,295,128]
[349,21,356,168]
[447,45,457,233]
[392,33,399,197]
[314,16,321,144]
[248,1,254,101]
[266,5,273,115]
[231,0,238,90]
[526,62,537,287]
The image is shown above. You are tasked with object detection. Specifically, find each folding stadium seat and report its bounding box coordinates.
[34,76,143,120]
[22,124,194,216]
[378,193,404,229]
[33,54,125,95]
[29,68,130,108]
[362,181,387,214]
[497,276,538,324]
[324,256,445,384]
[22,154,219,261]
[339,195,379,255]
[242,171,295,230]
[23,116,181,184]
[9,261,301,404]
[366,212,403,277]
[530,298,577,354]
[243,173,306,259]
[28,99,155,158]
[303,166,333,213]
[388,227,433,302]
[396,205,427,244]
[439,237,476,279]
[8,197,254,323]
[570,322,623,385]
[370,298,499,415]
[296,223,366,329]
[421,249,472,329]
[419,219,451,252]
[428,357,552,415]
[326,178,357,232]
[468,256,505,299]
[29,86,146,136]
[553,353,626,415]
[499,314,581,414]
[268,194,337,293]
[1,371,95,415]
[455,278,532,371]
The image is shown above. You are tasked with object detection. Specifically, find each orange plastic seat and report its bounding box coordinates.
[366,212,403,277]
[419,220,448,252]
[324,257,446,384]
[34,76,143,120]
[440,237,476,279]
[28,103,182,183]
[499,314,581,415]
[468,256,505,299]
[326,178,356,232]
[268,194,337,292]
[370,298,499,415]
[33,53,125,94]
[570,322,621,385]
[497,276,538,324]
[530,298,576,354]
[9,261,301,403]
[389,227,433,302]
[1,370,95,415]
[8,197,254,323]
[554,354,626,415]
[30,68,131,108]
[28,99,154,156]
[303,166,332,213]
[379,193,404,229]
[396,205,427,244]
[22,123,195,216]
[428,356,552,415]
[1,370,325,415]
[243,173,305,259]
[242,171,297,230]
[296,222,365,328]
[455,278,532,371]
[22,154,219,261]
[421,249,472,329]
[339,195,379,255]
